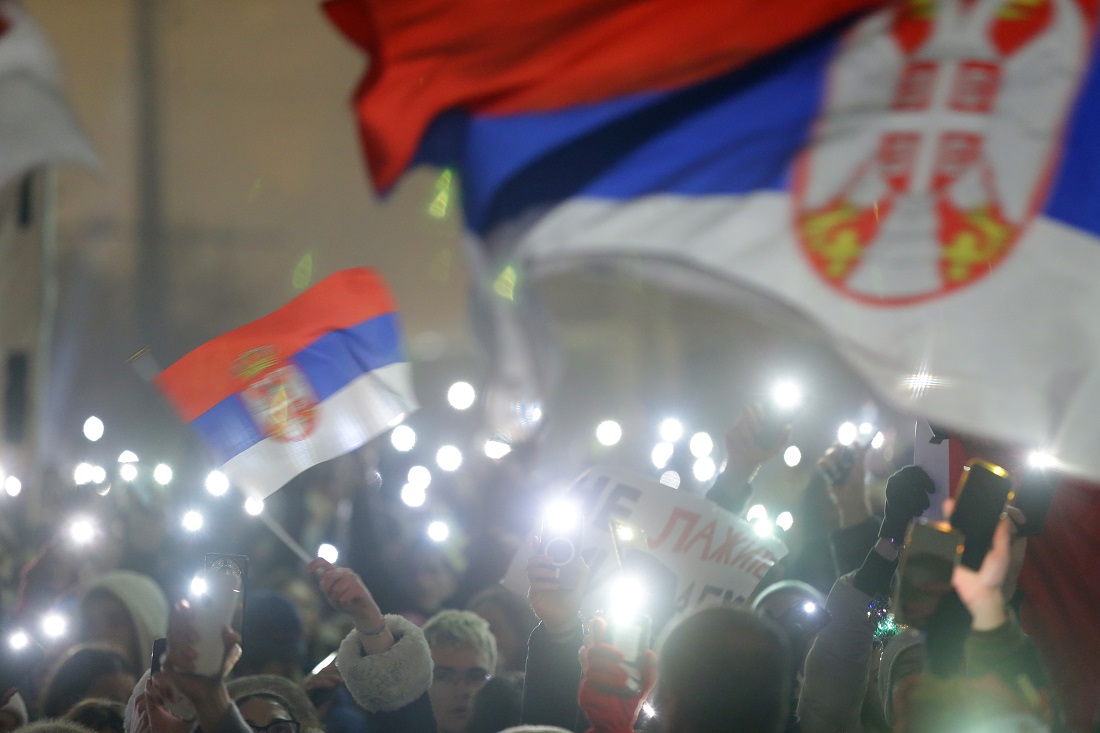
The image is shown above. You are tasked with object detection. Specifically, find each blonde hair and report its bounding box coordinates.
[422,610,498,672]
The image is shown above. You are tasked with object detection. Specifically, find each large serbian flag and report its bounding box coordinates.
[153,268,417,499]
[326,0,1100,480]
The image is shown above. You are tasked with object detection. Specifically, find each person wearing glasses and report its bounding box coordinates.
[421,611,498,733]
[227,676,322,733]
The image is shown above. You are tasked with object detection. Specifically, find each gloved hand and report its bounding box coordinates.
[878,465,935,542]
[578,617,658,733]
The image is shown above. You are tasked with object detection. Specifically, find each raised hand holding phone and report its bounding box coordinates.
[951,514,1012,631]
[578,616,657,733]
[949,460,1013,570]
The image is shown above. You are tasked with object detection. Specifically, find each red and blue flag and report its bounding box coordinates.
[154,267,417,499]
[325,2,1100,725]
[327,0,1100,484]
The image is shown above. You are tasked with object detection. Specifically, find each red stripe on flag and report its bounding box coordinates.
[154,268,396,422]
[323,0,889,191]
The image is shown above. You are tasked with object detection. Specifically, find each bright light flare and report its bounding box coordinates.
[205,470,229,496]
[607,575,647,625]
[436,445,462,472]
[753,519,774,537]
[4,476,21,497]
[596,420,622,446]
[317,543,339,564]
[776,511,794,531]
[484,440,511,460]
[181,510,204,532]
[83,416,104,442]
[543,500,581,534]
[837,422,858,446]
[8,630,29,651]
[400,484,427,508]
[651,442,674,469]
[68,517,96,545]
[153,464,173,485]
[770,380,802,410]
[659,471,681,489]
[783,446,802,467]
[693,456,717,482]
[408,466,432,490]
[447,381,476,410]
[1028,451,1057,469]
[74,463,94,485]
[872,432,886,450]
[91,465,107,484]
[190,576,208,596]
[118,451,138,463]
[802,601,818,614]
[40,612,67,639]
[391,425,416,452]
[659,418,684,443]
[746,504,768,522]
[689,432,713,458]
[427,520,450,543]
[119,464,138,482]
[641,702,657,719]
[74,462,94,485]
[244,496,265,516]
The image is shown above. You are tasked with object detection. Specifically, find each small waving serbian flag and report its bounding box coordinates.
[153,268,417,499]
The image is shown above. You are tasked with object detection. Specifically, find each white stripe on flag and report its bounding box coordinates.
[508,193,1100,480]
[222,362,416,498]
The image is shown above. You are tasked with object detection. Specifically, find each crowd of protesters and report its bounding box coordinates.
[0,400,1085,733]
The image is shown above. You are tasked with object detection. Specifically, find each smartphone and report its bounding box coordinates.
[1011,468,1057,537]
[605,613,652,695]
[950,460,1013,570]
[150,637,167,673]
[912,421,955,522]
[609,521,677,631]
[539,504,583,592]
[204,554,248,642]
[193,554,248,676]
[892,520,964,629]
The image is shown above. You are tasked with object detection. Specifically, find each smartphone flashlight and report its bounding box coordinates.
[540,500,583,591]
[603,575,652,695]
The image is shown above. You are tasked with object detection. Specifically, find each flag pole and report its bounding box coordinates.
[255,507,314,564]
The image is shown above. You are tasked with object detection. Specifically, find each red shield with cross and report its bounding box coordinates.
[792,0,1094,305]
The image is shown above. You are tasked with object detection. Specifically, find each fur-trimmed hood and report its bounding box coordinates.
[227,675,323,733]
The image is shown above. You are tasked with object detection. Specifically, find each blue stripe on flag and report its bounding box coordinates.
[191,396,265,464]
[190,313,405,462]
[1044,36,1100,237]
[295,313,404,400]
[418,23,841,237]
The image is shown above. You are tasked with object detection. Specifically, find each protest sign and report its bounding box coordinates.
[502,466,788,635]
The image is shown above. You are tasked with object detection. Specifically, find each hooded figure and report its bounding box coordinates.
[78,572,168,673]
[226,676,323,733]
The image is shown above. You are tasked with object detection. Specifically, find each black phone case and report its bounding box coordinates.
[950,462,1012,570]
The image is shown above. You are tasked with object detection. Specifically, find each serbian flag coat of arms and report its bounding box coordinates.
[327,0,1100,480]
[153,268,417,499]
